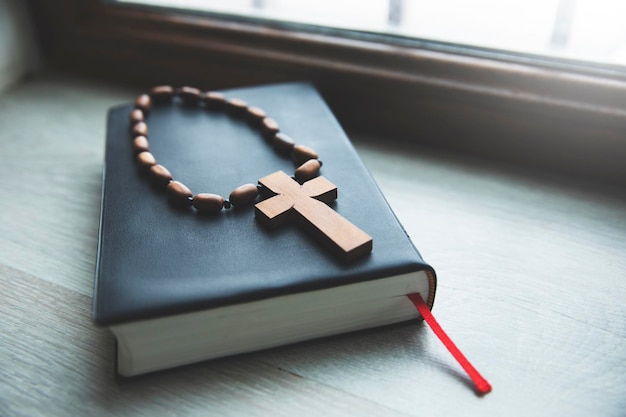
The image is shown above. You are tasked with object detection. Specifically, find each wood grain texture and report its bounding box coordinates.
[0,265,407,417]
[0,76,132,296]
[1,75,626,416]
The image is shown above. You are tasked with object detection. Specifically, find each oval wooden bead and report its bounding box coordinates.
[272,132,295,155]
[192,193,224,213]
[295,159,321,182]
[261,117,280,139]
[178,86,201,105]
[167,180,193,206]
[132,135,149,153]
[246,106,266,126]
[204,91,226,110]
[129,109,144,125]
[149,164,173,187]
[134,94,151,113]
[150,85,174,102]
[226,98,248,117]
[293,144,318,165]
[229,183,259,207]
[132,121,148,137]
[137,151,157,169]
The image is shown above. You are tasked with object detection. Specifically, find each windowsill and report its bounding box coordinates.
[29,0,626,187]
[1,72,625,415]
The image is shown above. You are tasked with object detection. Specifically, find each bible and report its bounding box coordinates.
[93,82,436,378]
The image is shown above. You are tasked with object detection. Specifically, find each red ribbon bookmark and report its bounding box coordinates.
[407,293,492,396]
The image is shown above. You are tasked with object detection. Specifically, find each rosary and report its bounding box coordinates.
[129,86,372,262]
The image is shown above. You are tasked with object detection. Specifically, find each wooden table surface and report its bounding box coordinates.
[1,75,625,417]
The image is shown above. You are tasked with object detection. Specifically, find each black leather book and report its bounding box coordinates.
[93,82,436,376]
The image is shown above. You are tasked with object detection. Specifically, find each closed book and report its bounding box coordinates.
[93,82,437,377]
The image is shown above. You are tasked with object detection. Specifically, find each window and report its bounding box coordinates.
[29,0,626,185]
[118,0,626,68]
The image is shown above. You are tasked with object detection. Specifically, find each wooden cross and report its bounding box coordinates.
[255,170,373,262]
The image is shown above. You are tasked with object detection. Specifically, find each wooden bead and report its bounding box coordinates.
[134,94,151,113]
[226,98,248,117]
[272,133,295,155]
[178,86,201,105]
[293,144,318,165]
[204,91,226,110]
[295,159,321,182]
[192,193,224,213]
[150,85,174,101]
[132,121,148,137]
[261,117,280,139]
[167,181,193,206]
[149,164,172,187]
[137,151,156,169]
[246,106,266,126]
[229,183,259,207]
[132,135,149,153]
[129,109,144,125]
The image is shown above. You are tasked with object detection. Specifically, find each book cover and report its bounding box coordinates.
[93,82,436,375]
